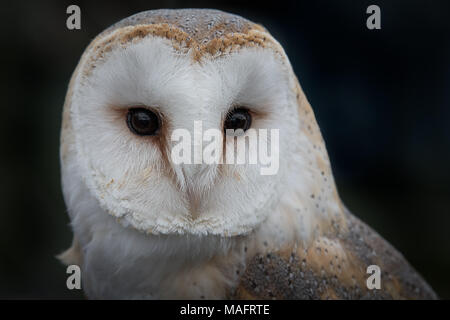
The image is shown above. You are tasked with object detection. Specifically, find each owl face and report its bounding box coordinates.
[68,18,302,236]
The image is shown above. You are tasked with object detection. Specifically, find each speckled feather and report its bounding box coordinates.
[234,210,436,299]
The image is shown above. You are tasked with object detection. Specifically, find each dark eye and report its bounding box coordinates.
[224,108,252,134]
[126,108,160,136]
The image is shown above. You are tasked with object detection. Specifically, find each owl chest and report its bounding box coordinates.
[80,231,244,299]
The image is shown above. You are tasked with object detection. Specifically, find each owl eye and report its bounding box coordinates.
[126,108,160,136]
[224,108,252,134]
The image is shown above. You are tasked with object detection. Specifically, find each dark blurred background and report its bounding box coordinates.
[0,0,449,299]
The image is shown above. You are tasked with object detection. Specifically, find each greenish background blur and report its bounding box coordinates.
[0,0,449,299]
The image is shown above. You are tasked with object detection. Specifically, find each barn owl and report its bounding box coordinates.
[59,8,437,299]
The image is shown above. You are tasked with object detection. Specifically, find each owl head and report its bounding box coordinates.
[61,9,329,237]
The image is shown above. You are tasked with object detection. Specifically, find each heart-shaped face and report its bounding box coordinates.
[62,9,322,237]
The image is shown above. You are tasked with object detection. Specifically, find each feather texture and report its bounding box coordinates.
[59,9,436,299]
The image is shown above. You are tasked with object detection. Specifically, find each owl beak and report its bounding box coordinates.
[169,120,222,219]
[186,185,201,219]
[175,164,219,219]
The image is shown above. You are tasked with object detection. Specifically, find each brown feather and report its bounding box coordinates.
[233,210,437,299]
